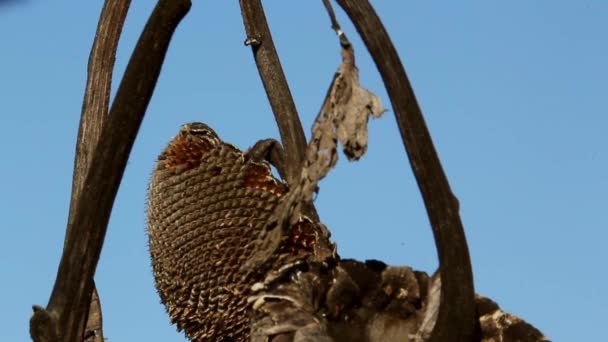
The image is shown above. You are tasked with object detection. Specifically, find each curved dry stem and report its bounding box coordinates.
[69,0,130,229]
[69,0,131,338]
[30,1,191,341]
[239,0,309,187]
[31,1,131,340]
[334,1,476,341]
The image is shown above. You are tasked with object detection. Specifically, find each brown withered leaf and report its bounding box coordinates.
[319,42,386,162]
[249,37,386,274]
[295,36,386,212]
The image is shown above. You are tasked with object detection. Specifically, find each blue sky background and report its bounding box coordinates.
[1,2,606,341]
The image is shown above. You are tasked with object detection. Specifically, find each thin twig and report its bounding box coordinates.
[321,0,350,48]
[334,1,476,341]
[30,1,191,341]
[322,0,340,33]
[239,0,308,187]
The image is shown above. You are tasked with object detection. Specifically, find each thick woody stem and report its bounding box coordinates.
[30,1,191,341]
[70,0,130,230]
[334,1,476,341]
[239,0,309,187]
[70,0,131,339]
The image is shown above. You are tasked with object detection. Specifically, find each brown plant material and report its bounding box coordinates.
[83,288,104,342]
[476,296,549,342]
[31,1,131,340]
[333,1,476,341]
[29,1,191,341]
[318,38,385,162]
[146,123,335,341]
[248,2,546,340]
[321,0,385,162]
[251,257,548,341]
[239,0,309,187]
[70,0,132,337]
[239,5,322,294]
[245,15,384,272]
[297,35,385,211]
[296,41,386,209]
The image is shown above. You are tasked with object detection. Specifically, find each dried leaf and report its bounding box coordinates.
[268,42,384,249]
[320,43,386,162]
[297,39,386,205]
[249,37,385,272]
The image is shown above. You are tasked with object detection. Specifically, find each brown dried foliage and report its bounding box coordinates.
[30,0,547,341]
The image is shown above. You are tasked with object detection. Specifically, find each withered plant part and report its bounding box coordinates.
[29,1,191,341]
[28,0,549,341]
[239,0,308,187]
[245,9,385,273]
[333,0,477,340]
[146,123,336,341]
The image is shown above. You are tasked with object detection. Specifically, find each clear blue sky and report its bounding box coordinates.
[1,2,606,341]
